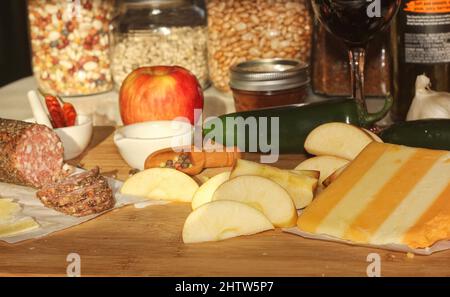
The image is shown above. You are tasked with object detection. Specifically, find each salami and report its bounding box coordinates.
[36,167,115,217]
[0,118,64,188]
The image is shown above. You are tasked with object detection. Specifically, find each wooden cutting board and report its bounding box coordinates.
[0,127,449,276]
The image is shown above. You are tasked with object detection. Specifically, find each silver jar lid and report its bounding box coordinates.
[229,59,310,92]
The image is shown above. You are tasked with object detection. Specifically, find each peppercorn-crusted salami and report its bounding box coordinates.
[0,118,65,188]
[36,167,115,217]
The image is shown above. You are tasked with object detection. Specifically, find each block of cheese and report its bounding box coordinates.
[297,142,450,249]
[0,198,39,238]
[0,217,39,238]
[0,198,21,222]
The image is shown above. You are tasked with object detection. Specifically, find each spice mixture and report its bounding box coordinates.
[160,153,193,170]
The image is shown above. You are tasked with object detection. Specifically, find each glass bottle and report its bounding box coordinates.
[311,21,392,98]
[390,0,450,121]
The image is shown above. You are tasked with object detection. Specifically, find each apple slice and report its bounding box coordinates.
[295,156,350,185]
[322,164,349,187]
[212,175,297,227]
[289,170,320,179]
[182,200,274,243]
[120,168,198,202]
[362,128,383,143]
[304,122,374,160]
[191,172,230,210]
[230,159,318,209]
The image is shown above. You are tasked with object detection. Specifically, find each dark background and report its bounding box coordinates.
[0,0,31,87]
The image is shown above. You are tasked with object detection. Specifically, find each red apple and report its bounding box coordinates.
[119,66,204,125]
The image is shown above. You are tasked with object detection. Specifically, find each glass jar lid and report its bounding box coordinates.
[229,59,310,92]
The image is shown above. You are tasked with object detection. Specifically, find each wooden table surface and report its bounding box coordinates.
[0,127,449,277]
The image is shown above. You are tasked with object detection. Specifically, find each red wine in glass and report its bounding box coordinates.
[310,0,401,124]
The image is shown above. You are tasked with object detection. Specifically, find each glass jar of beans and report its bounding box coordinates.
[207,0,313,93]
[110,0,209,89]
[27,0,114,96]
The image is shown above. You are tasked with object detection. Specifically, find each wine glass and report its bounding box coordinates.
[310,0,401,125]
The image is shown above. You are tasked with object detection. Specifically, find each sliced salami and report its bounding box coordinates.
[0,118,64,188]
[36,167,115,217]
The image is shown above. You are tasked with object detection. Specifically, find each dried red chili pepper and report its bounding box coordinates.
[44,95,66,128]
[62,102,77,127]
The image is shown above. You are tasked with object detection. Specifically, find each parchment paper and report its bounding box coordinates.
[283,228,450,255]
[0,169,169,244]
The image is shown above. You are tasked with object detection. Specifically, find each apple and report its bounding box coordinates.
[191,172,230,210]
[119,66,204,125]
[304,122,374,160]
[230,159,319,209]
[182,200,274,243]
[120,168,199,202]
[295,156,350,185]
[213,175,297,227]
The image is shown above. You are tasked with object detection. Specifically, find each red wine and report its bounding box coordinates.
[391,0,450,121]
[311,0,401,45]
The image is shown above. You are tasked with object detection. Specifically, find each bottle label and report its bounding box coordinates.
[403,0,450,64]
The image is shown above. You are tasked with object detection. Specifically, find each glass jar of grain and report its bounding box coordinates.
[110,0,209,89]
[207,0,313,93]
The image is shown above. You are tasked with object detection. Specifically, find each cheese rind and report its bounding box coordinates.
[297,142,450,249]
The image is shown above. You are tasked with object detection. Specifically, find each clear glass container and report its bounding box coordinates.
[230,59,310,112]
[207,0,313,93]
[311,21,392,97]
[110,0,209,89]
[27,0,114,96]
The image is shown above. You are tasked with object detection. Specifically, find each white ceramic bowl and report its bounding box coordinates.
[114,120,193,170]
[26,115,93,160]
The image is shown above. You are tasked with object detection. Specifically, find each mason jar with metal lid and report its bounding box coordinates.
[229,59,310,112]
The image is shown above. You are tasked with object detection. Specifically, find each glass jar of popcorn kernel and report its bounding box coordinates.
[110,0,209,89]
[27,0,114,96]
[207,0,313,93]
